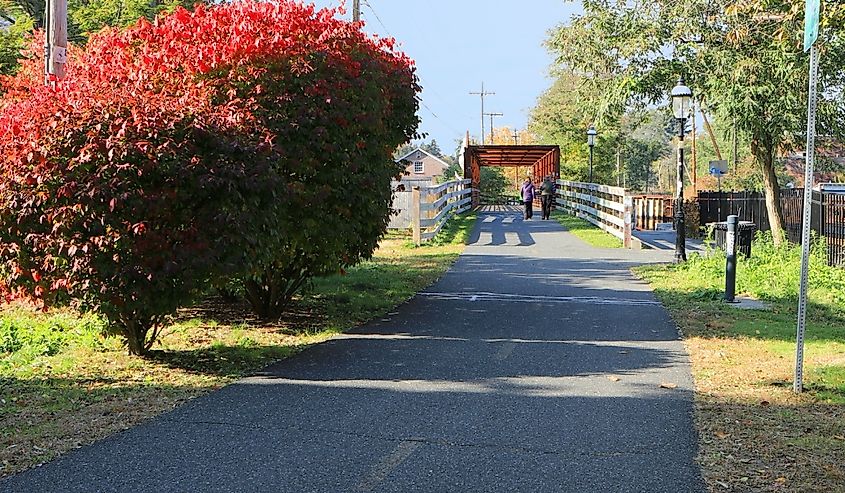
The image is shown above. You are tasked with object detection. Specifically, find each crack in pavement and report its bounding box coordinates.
[162,418,662,459]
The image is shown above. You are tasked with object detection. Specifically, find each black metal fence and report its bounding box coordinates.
[697,189,845,267]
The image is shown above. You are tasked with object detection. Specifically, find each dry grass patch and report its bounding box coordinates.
[1,212,477,477]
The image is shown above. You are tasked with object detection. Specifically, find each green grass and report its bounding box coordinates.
[634,233,845,491]
[551,211,622,248]
[0,212,478,477]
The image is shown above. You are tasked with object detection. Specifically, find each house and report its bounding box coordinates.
[395,147,452,182]
[782,139,845,185]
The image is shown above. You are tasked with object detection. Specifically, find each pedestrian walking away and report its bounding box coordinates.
[520,178,535,220]
[540,175,555,220]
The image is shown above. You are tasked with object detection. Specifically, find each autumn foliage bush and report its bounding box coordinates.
[0,1,419,354]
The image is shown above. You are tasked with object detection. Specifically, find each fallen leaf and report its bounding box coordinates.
[775,477,787,483]
[715,480,730,489]
[660,382,678,389]
[833,435,845,441]
[760,400,770,406]
[618,350,629,355]
[607,376,621,382]
[715,431,731,439]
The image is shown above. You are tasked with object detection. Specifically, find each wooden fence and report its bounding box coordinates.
[411,179,472,244]
[630,195,674,231]
[556,180,635,248]
[698,188,845,267]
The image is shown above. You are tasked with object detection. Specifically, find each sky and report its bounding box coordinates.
[311,0,582,156]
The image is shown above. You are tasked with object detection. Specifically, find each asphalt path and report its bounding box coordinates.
[2,210,705,492]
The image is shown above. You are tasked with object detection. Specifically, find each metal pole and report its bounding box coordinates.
[717,174,722,222]
[352,0,360,21]
[675,118,687,263]
[725,215,738,302]
[795,44,820,394]
[588,145,594,183]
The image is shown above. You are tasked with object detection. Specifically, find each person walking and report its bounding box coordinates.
[520,178,535,220]
[540,175,555,220]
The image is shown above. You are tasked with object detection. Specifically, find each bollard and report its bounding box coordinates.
[725,215,738,303]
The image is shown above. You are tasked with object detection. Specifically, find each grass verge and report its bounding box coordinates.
[634,234,845,492]
[0,212,477,477]
[551,211,623,248]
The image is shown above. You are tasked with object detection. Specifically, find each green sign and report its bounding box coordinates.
[804,0,820,52]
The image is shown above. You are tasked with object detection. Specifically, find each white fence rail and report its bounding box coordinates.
[408,179,472,243]
[388,179,472,243]
[556,180,636,248]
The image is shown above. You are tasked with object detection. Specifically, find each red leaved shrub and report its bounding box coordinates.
[0,1,419,353]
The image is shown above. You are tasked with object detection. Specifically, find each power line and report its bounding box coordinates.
[363,0,466,138]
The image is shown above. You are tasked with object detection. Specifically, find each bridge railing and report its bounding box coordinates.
[411,179,472,244]
[556,180,635,248]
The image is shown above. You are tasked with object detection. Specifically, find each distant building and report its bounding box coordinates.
[395,147,451,182]
[782,139,845,186]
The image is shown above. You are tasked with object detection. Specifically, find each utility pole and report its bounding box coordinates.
[352,0,360,21]
[44,0,67,87]
[484,112,503,145]
[470,82,494,144]
[512,130,519,145]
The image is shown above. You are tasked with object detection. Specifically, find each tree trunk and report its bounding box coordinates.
[751,137,785,246]
[123,319,148,356]
[243,268,309,320]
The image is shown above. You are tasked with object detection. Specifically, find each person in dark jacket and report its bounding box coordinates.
[520,178,535,220]
[539,175,555,220]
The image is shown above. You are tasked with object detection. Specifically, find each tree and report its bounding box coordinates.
[0,0,202,75]
[421,139,443,157]
[546,0,845,245]
[0,36,280,356]
[0,14,32,74]
[529,73,672,187]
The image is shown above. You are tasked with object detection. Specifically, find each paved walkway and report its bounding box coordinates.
[2,211,705,492]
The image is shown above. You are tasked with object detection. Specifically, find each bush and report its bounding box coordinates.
[0,12,281,355]
[0,1,419,350]
[678,232,845,319]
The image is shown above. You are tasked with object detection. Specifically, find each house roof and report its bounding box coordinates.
[395,147,451,169]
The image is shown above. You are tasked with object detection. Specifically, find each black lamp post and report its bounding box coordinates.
[587,125,597,183]
[671,77,693,263]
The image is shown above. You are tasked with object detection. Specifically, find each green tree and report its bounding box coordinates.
[0,0,202,75]
[0,14,32,74]
[546,0,845,245]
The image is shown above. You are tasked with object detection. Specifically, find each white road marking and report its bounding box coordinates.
[483,216,497,223]
[357,440,421,491]
[493,342,516,361]
[419,291,660,306]
[502,217,514,224]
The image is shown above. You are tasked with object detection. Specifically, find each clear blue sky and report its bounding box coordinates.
[311,0,581,155]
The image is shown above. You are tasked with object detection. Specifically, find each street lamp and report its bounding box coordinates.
[671,76,693,263]
[587,125,597,183]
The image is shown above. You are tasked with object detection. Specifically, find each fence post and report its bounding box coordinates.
[412,186,421,245]
[623,194,633,248]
